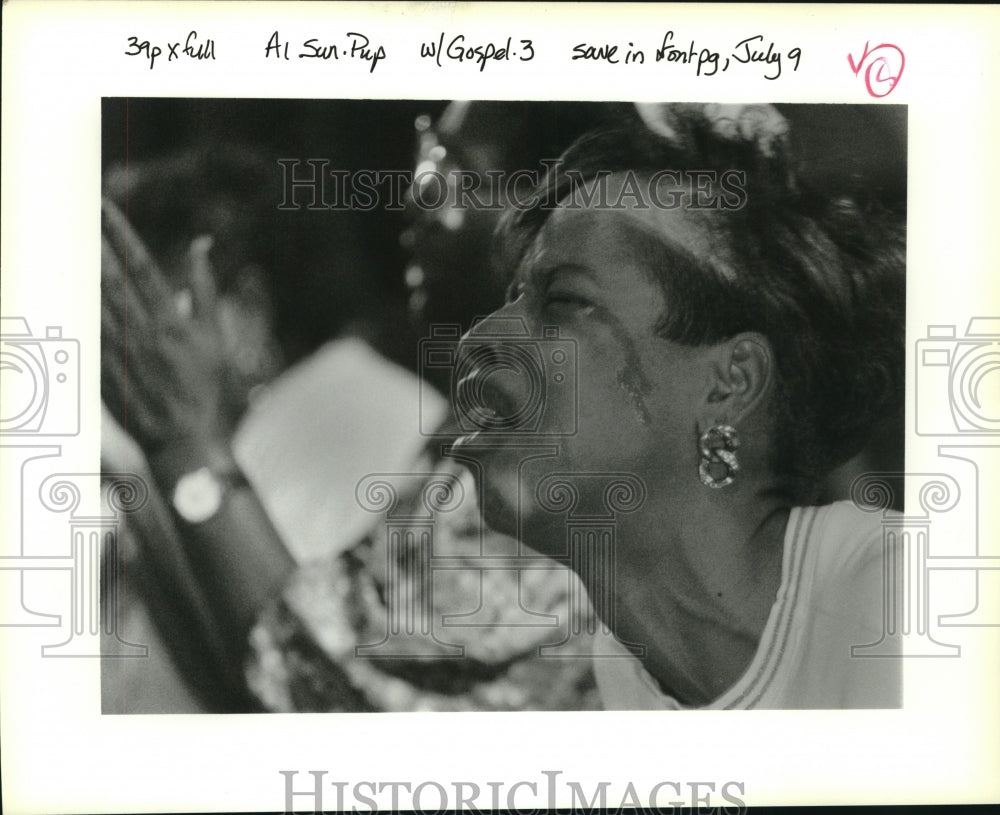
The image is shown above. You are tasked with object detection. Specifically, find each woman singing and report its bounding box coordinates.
[452,103,905,709]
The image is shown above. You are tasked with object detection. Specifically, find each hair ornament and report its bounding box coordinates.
[634,103,789,158]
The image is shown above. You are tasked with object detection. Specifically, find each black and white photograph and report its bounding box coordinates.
[3,2,999,812]
[99,98,908,714]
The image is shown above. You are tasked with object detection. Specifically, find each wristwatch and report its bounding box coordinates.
[171,464,249,524]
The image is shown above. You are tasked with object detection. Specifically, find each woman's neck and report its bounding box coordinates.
[608,488,792,707]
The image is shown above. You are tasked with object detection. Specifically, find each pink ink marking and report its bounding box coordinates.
[848,42,905,98]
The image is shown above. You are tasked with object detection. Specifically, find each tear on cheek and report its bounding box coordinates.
[617,367,651,425]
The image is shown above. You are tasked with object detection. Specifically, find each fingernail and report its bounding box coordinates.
[191,235,214,256]
[175,289,193,319]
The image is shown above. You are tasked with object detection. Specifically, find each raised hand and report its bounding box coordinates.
[101,198,241,459]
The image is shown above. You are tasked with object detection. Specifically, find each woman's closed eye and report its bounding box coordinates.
[506,266,600,315]
[544,287,593,312]
[543,272,597,315]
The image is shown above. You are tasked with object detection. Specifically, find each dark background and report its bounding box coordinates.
[102,97,450,369]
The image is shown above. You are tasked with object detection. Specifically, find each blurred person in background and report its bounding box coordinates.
[101,101,619,711]
[100,144,382,711]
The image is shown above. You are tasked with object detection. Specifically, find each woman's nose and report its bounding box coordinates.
[455,309,545,433]
[462,302,531,342]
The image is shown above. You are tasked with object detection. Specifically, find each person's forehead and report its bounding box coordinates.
[538,172,723,265]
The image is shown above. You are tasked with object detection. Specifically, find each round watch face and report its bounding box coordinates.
[172,466,224,523]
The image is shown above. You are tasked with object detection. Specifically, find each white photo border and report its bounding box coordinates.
[2,1,999,812]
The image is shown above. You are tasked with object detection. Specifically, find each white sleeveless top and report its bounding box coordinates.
[594,502,902,709]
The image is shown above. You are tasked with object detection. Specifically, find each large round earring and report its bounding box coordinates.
[698,424,740,488]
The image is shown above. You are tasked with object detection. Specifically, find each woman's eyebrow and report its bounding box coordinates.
[541,263,599,283]
[513,261,598,293]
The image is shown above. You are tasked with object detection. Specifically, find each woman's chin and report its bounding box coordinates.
[448,438,571,556]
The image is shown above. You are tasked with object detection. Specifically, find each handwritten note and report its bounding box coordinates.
[264,31,386,72]
[418,33,535,71]
[572,32,802,79]
[847,42,905,97]
[124,31,216,70]
[117,27,810,84]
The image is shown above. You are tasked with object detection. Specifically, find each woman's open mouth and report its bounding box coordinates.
[454,363,537,434]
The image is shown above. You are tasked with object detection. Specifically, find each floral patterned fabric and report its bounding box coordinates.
[246,460,602,712]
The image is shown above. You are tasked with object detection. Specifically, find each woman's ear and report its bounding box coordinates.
[704,332,774,425]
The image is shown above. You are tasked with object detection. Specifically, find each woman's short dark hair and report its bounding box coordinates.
[501,104,906,496]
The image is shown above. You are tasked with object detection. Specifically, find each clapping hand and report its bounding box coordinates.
[101,198,243,461]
